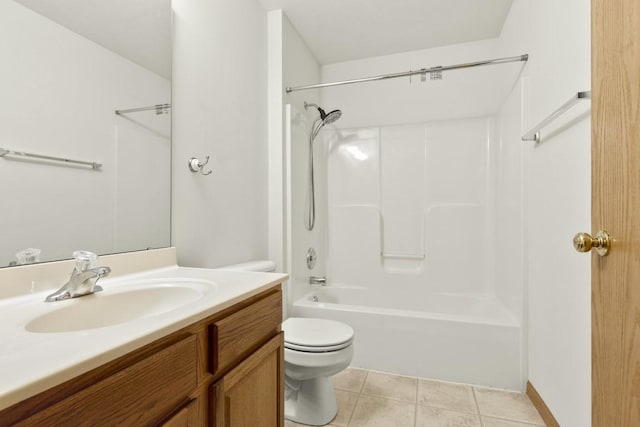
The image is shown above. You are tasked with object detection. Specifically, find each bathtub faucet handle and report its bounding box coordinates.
[309,276,327,286]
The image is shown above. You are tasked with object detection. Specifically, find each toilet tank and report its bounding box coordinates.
[218,260,276,272]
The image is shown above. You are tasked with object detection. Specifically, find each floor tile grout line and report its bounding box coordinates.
[345,388,361,427]
[344,371,367,427]
[359,391,418,404]
[359,370,369,393]
[472,386,481,414]
[480,414,546,426]
[472,386,486,427]
[414,378,419,427]
[481,416,544,426]
[356,390,480,414]
[415,402,487,417]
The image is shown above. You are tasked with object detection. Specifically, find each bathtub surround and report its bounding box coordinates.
[292,116,519,389]
[326,118,494,294]
[282,37,525,390]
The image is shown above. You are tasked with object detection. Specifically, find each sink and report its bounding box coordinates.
[26,279,215,333]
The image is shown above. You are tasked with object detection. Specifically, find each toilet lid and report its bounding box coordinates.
[282,318,354,351]
[285,340,352,352]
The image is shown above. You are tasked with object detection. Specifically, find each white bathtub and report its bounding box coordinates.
[292,286,522,390]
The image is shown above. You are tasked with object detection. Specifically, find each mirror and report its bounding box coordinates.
[0,0,172,267]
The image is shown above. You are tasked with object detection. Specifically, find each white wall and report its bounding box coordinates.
[172,0,268,268]
[267,10,285,273]
[268,11,327,306]
[268,10,322,278]
[321,39,524,129]
[498,1,591,425]
[0,0,170,266]
[282,15,328,299]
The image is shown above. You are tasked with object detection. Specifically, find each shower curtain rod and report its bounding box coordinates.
[285,54,528,93]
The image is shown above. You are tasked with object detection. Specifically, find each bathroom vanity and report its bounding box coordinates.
[0,249,287,426]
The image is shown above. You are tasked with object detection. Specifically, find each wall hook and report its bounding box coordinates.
[188,156,212,176]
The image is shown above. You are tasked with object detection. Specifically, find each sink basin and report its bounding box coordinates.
[26,279,215,333]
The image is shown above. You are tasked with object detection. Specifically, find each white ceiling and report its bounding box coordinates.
[13,0,513,78]
[14,0,171,79]
[260,0,514,64]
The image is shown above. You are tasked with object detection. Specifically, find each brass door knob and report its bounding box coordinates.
[573,230,612,256]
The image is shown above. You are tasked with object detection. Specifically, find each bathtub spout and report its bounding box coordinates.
[309,276,327,285]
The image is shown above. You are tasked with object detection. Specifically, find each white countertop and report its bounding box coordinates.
[0,262,287,411]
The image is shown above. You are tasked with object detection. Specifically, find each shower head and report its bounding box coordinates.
[303,102,342,232]
[304,101,342,125]
[322,109,342,125]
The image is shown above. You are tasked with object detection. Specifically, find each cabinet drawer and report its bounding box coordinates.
[211,290,282,375]
[18,335,198,427]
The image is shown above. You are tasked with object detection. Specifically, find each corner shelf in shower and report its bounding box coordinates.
[381,253,425,260]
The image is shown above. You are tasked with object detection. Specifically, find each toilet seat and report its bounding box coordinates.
[285,340,352,353]
[283,318,354,353]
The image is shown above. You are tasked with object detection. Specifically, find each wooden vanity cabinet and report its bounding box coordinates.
[211,334,284,427]
[0,287,284,427]
[209,290,285,427]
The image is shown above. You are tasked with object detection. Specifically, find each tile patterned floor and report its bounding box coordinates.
[285,368,546,427]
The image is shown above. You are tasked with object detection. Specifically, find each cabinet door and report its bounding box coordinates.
[160,398,201,427]
[212,333,284,427]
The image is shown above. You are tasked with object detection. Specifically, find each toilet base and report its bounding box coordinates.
[285,376,337,426]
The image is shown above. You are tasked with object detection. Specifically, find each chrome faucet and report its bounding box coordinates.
[309,276,327,285]
[45,251,111,302]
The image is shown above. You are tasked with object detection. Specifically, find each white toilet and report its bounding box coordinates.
[220,260,355,426]
[282,317,354,425]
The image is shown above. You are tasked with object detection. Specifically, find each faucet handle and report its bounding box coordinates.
[72,250,97,272]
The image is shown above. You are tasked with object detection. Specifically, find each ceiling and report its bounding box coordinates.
[260,0,514,64]
[14,0,171,79]
[13,0,513,77]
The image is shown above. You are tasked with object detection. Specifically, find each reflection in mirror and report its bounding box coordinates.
[0,0,172,267]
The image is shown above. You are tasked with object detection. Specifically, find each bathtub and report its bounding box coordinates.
[291,286,522,390]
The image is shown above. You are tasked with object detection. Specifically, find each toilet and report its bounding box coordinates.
[282,317,354,425]
[220,260,355,426]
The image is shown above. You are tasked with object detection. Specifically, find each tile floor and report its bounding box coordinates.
[285,368,546,427]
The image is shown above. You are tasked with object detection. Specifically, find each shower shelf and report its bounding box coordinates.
[521,90,591,142]
[381,253,425,260]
